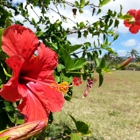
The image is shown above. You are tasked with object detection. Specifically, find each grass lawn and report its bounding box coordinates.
[53,71,140,140]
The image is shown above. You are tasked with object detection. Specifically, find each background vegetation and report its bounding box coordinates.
[0,0,139,139]
[53,70,140,140]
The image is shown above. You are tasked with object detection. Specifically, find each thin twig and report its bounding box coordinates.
[30,5,40,19]
[71,48,100,55]
[48,6,76,24]
[60,0,99,8]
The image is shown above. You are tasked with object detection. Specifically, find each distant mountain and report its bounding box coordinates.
[120,56,128,60]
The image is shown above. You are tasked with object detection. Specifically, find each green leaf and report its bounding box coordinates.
[5,18,11,28]
[114,19,119,28]
[36,31,43,37]
[55,20,62,26]
[57,64,65,72]
[78,31,81,38]
[80,0,85,8]
[63,125,72,135]
[46,42,58,50]
[76,121,90,134]
[4,101,14,112]
[0,28,4,47]
[105,47,115,54]
[61,48,74,69]
[71,58,86,70]
[15,116,24,125]
[96,67,104,87]
[85,0,90,6]
[122,14,132,19]
[45,0,50,5]
[61,48,86,71]
[99,0,111,7]
[69,115,77,124]
[31,18,36,25]
[83,30,88,38]
[64,95,72,101]
[70,115,91,135]
[71,133,82,140]
[79,9,83,14]
[100,58,106,69]
[97,8,102,15]
[7,112,16,123]
[94,57,100,67]
[79,22,85,28]
[0,63,6,83]
[117,13,123,19]
[70,44,82,53]
[113,34,119,41]
[99,73,103,87]
[74,1,79,8]
[54,73,60,83]
[109,19,113,27]
[84,42,91,47]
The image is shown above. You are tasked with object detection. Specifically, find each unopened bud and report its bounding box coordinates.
[0,120,47,140]
[117,57,133,69]
[72,8,77,18]
[82,78,97,98]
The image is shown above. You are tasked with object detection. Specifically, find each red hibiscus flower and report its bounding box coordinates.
[124,9,140,34]
[0,24,65,122]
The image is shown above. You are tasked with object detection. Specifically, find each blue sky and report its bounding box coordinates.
[12,0,140,57]
[112,32,140,56]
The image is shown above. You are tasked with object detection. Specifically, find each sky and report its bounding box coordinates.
[12,0,140,57]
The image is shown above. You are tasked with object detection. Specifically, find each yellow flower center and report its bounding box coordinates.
[50,82,69,94]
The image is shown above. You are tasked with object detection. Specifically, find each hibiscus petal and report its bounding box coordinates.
[21,43,58,83]
[18,85,50,122]
[38,43,58,69]
[27,82,65,112]
[129,24,139,34]
[18,82,64,122]
[2,24,38,61]
[0,55,25,102]
[135,10,140,25]
[127,9,137,17]
[123,20,131,27]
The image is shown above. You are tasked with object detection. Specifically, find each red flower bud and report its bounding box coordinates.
[117,57,133,69]
[0,120,47,140]
[83,78,97,98]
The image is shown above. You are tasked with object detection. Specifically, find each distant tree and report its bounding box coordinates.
[127,49,139,58]
[103,52,123,68]
[104,52,115,62]
[135,56,140,63]
[112,56,124,67]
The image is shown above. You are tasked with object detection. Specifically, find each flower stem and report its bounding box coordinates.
[1,63,12,78]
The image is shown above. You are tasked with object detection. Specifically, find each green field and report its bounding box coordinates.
[52,71,140,140]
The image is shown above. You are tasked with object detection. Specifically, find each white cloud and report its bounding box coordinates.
[11,0,140,46]
[121,39,137,47]
[12,0,140,31]
[136,43,140,52]
[117,50,127,56]
[12,0,25,3]
[116,20,129,34]
[97,0,140,34]
[67,33,100,45]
